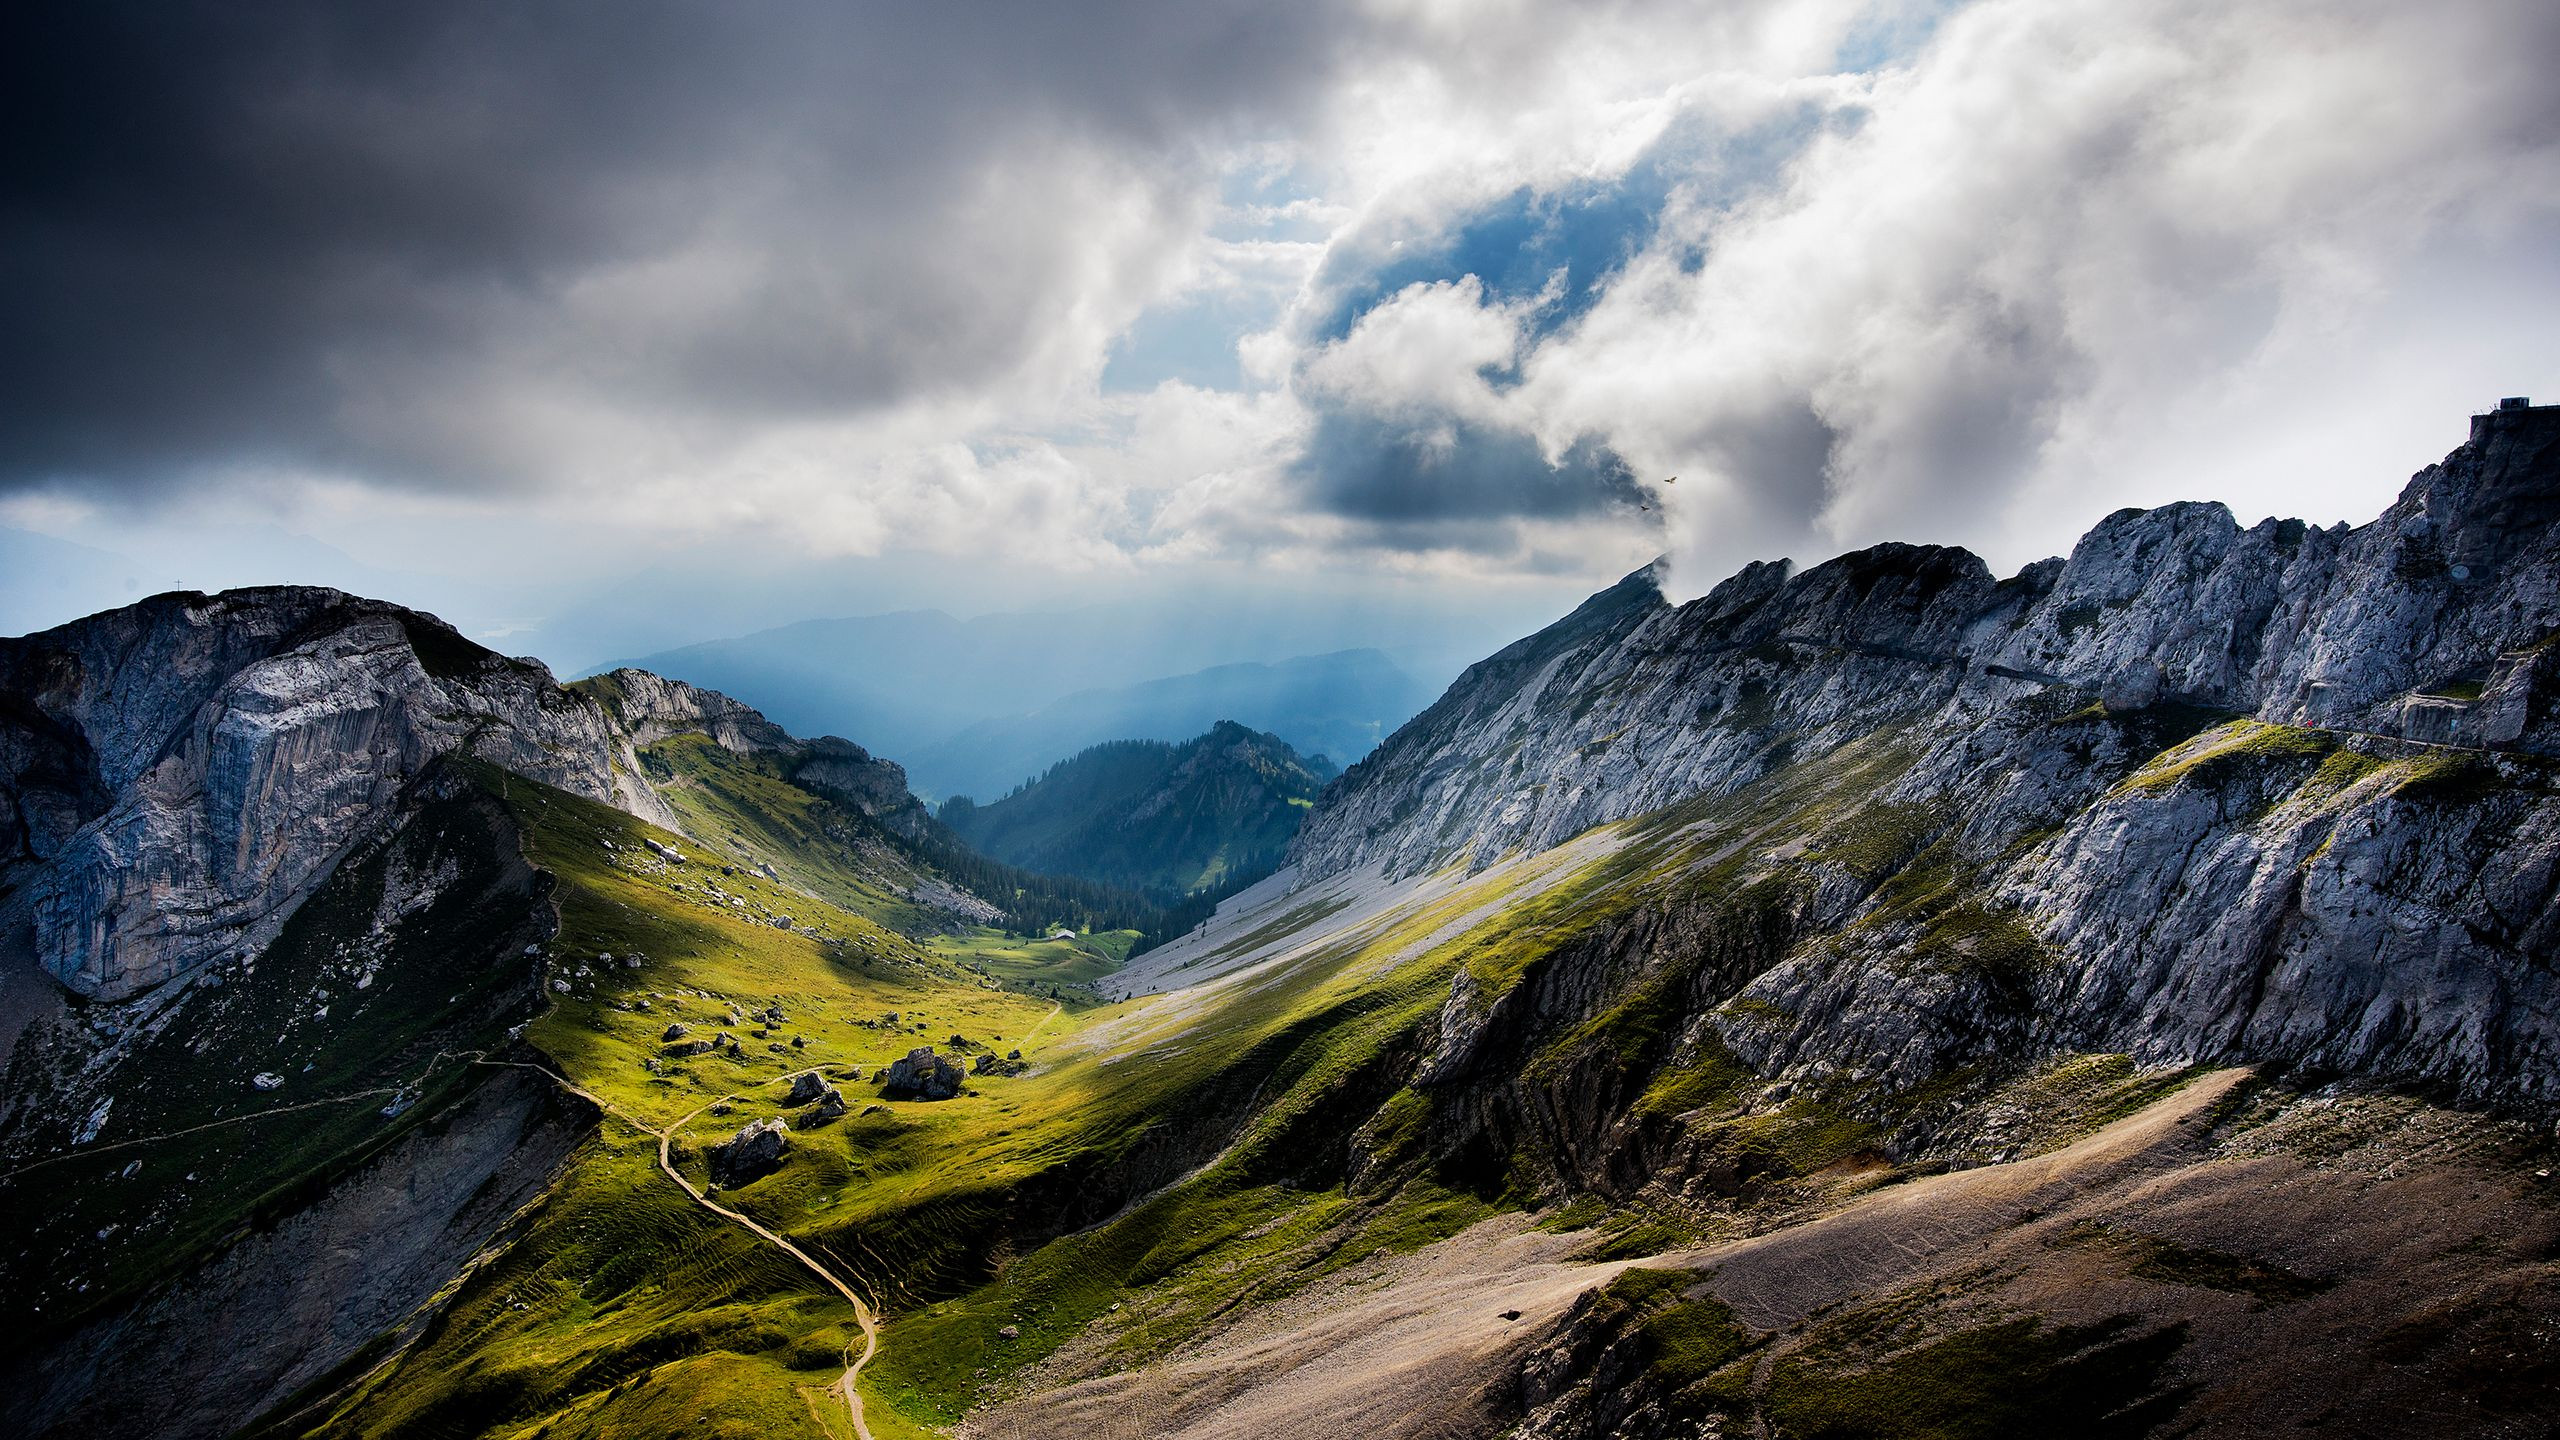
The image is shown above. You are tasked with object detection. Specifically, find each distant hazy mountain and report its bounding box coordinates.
[906,649,1435,800]
[613,604,1442,799]
[0,528,142,637]
[607,607,1399,762]
[939,722,1336,895]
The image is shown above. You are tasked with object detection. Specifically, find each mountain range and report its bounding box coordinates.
[908,650,1415,802]
[613,617,1439,799]
[0,403,2554,1439]
[939,721,1336,895]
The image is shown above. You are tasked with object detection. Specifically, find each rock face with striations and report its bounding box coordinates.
[1292,406,2560,1110]
[1294,410,2560,888]
[0,589,969,1002]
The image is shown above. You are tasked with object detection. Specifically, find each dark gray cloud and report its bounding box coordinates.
[0,1,1365,494]
[8,0,2553,606]
[1293,411,1641,532]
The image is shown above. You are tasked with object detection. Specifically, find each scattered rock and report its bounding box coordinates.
[786,1071,830,1106]
[997,1325,1019,1340]
[662,1022,691,1042]
[796,1086,849,1127]
[251,1072,284,1091]
[880,1046,966,1101]
[706,1117,789,1186]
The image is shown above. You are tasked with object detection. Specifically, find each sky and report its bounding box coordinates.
[4,0,2556,667]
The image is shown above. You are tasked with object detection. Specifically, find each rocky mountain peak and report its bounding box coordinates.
[0,587,937,1001]
[1294,414,2559,886]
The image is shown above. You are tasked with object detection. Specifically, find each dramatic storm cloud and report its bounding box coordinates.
[4,0,2556,639]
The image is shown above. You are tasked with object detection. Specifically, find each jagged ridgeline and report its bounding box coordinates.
[938,721,1337,898]
[1,405,2556,1440]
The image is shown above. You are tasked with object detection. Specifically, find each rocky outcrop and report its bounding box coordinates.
[1292,406,2560,1115]
[0,592,640,1000]
[706,1117,789,1186]
[881,1046,965,1100]
[570,667,796,756]
[0,588,973,1002]
[0,1063,587,1440]
[1292,406,2560,888]
[790,735,936,841]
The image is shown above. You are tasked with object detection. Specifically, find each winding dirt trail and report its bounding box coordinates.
[484,1059,884,1440]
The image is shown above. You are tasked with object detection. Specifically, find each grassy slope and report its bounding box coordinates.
[304,728,1927,1437]
[927,928,1137,998]
[637,733,944,934]
[300,763,1062,1437]
[297,716,2527,1438]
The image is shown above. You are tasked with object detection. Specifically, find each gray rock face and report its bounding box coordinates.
[880,1046,965,1101]
[705,1117,789,1187]
[1,592,638,999]
[789,735,935,841]
[796,1084,849,1126]
[1294,407,2560,1110]
[0,588,972,1002]
[1295,410,2560,890]
[0,1064,585,1440]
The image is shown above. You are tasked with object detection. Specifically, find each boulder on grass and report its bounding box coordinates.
[879,1046,965,1101]
[706,1117,788,1187]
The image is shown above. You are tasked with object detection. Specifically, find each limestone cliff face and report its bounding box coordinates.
[1294,409,2560,888]
[1296,407,2560,1111]
[0,589,930,1001]
[788,735,938,841]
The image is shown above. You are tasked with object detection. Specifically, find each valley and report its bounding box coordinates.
[0,407,2555,1438]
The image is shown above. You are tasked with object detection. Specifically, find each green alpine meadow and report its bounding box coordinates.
[6,4,2557,1437]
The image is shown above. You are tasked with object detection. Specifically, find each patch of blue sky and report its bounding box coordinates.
[1209,158,1339,244]
[1101,275,1295,394]
[1302,100,1835,355]
[1831,0,1964,76]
